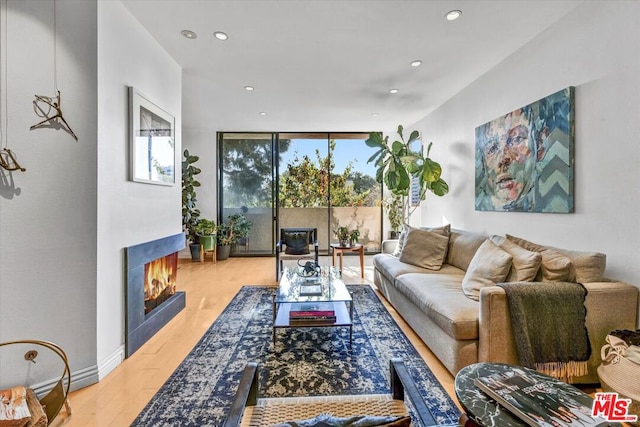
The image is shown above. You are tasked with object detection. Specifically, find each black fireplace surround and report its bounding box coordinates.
[125,233,185,357]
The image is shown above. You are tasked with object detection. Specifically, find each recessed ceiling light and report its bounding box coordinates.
[389,89,399,94]
[445,10,462,21]
[259,112,267,116]
[181,30,197,39]
[410,60,422,67]
[214,31,228,40]
[371,113,379,117]
[244,86,254,91]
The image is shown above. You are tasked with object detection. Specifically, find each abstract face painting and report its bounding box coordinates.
[475,87,574,213]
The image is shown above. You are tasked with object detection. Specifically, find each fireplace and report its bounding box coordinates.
[144,252,178,314]
[125,233,185,357]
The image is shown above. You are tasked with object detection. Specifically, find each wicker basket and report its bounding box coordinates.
[598,334,640,426]
[598,372,639,426]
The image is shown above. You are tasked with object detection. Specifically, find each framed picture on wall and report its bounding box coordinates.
[129,87,175,186]
[474,87,575,213]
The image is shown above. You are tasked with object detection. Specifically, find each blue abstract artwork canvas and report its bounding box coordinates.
[475,87,575,213]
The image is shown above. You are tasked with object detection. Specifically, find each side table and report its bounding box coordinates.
[455,362,619,427]
[330,243,364,278]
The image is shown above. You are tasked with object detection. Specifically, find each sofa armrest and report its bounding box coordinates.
[478,280,639,382]
[381,239,398,254]
[478,286,518,365]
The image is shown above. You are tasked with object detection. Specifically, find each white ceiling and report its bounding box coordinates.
[120,0,583,133]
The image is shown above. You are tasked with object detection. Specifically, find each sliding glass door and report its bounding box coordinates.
[218,133,276,255]
[218,132,382,256]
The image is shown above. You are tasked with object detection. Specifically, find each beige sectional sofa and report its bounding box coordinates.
[373,228,639,384]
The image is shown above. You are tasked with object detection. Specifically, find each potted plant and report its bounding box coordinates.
[182,149,202,261]
[349,229,360,246]
[216,213,252,261]
[194,218,216,251]
[384,194,403,239]
[366,125,449,226]
[336,226,350,247]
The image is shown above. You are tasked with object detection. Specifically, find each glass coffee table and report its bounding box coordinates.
[273,266,353,345]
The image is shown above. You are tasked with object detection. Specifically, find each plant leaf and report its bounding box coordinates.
[429,178,449,196]
[408,130,420,145]
[422,159,442,182]
[365,133,384,148]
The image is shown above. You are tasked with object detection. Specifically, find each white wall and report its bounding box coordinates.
[183,128,217,221]
[97,1,182,378]
[0,0,98,385]
[414,2,640,293]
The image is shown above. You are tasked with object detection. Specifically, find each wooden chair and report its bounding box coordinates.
[0,340,72,425]
[275,227,319,280]
[222,358,437,426]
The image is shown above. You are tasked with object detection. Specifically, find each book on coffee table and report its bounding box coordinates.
[474,370,610,427]
[289,302,336,320]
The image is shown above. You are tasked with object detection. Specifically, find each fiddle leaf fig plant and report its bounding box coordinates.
[366,125,449,225]
[182,149,201,243]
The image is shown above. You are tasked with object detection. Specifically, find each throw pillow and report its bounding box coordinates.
[283,231,310,255]
[392,224,451,258]
[398,227,450,270]
[462,239,513,301]
[0,386,31,427]
[490,236,542,282]
[391,230,406,258]
[506,235,576,282]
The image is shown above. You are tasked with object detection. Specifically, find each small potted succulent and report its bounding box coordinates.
[349,229,360,246]
[336,226,350,247]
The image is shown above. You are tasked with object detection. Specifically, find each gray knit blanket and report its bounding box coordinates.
[498,281,592,380]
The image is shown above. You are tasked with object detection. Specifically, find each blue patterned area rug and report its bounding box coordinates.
[131,285,460,426]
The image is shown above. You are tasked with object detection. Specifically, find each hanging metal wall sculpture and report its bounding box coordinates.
[0,148,26,172]
[29,0,77,142]
[30,91,77,141]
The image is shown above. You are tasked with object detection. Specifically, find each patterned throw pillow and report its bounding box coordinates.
[462,239,513,301]
[284,231,311,255]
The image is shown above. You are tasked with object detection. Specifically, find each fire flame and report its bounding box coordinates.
[144,253,178,302]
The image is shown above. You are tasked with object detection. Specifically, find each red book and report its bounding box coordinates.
[290,310,335,318]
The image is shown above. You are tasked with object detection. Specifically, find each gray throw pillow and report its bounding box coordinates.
[398,227,450,270]
[462,239,513,301]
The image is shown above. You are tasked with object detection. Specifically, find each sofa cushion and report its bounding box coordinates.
[395,273,478,340]
[506,235,576,282]
[446,230,488,271]
[392,224,450,258]
[562,249,606,283]
[398,227,450,270]
[462,239,513,301]
[490,236,542,282]
[373,254,464,284]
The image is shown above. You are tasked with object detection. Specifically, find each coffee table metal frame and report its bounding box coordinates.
[272,266,353,345]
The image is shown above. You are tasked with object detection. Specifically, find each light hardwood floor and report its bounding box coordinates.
[53,255,461,427]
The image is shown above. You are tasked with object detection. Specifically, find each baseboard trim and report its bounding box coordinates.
[98,345,125,381]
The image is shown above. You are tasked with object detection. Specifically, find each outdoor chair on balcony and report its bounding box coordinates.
[275,227,318,280]
[222,358,437,427]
